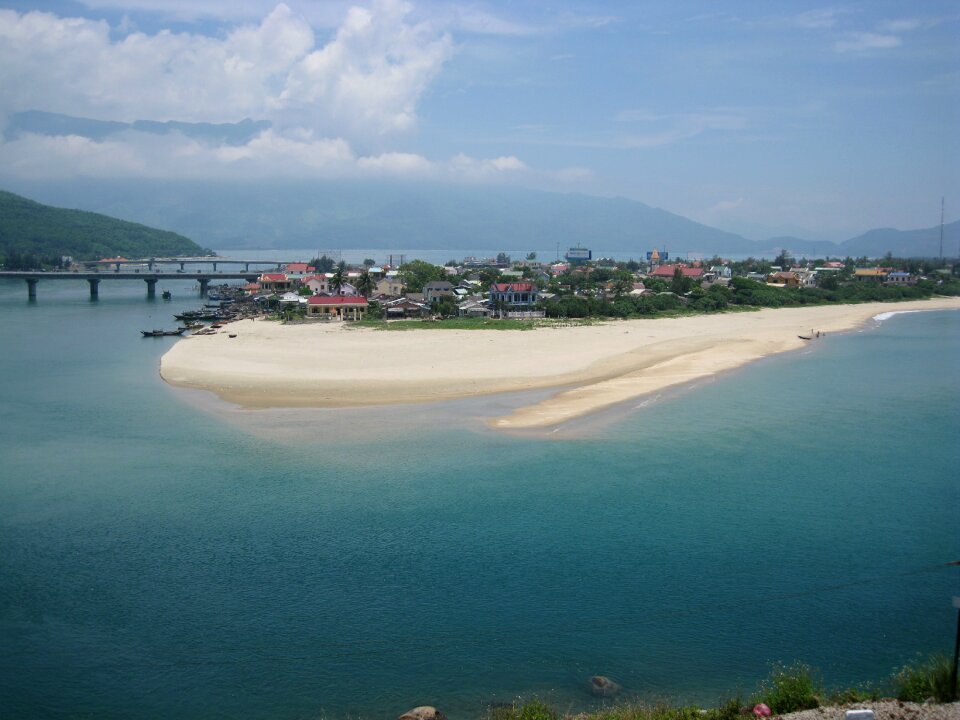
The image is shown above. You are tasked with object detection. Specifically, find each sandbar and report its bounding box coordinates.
[159,297,960,428]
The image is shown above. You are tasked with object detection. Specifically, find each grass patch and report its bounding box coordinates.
[892,653,954,703]
[351,317,600,331]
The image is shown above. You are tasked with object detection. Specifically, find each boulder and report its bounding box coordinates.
[399,707,446,720]
[589,676,621,698]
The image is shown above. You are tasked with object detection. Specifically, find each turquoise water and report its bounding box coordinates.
[1,278,958,720]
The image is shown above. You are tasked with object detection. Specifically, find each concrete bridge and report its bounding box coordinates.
[84,257,294,272]
[0,270,262,299]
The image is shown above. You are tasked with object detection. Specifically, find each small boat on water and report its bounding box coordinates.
[798,335,812,340]
[161,290,172,300]
[141,328,187,337]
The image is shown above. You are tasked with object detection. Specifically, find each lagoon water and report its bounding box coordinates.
[1,277,958,720]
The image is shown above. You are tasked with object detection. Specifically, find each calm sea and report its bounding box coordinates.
[0,276,958,720]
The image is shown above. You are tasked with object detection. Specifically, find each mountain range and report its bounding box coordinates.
[5,179,955,260]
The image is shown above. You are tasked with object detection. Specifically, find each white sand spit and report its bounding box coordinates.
[159,298,960,428]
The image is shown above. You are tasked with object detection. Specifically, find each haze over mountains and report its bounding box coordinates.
[3,110,956,259]
[6,179,956,260]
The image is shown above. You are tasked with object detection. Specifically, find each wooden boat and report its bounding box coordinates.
[141,328,186,337]
[161,290,172,300]
[798,335,812,340]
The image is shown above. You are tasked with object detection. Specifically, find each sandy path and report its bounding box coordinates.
[159,297,960,428]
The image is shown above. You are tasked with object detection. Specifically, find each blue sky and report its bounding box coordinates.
[0,0,957,241]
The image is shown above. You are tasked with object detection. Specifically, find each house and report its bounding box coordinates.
[306,295,368,321]
[709,265,733,278]
[283,262,315,276]
[855,268,889,281]
[648,264,704,280]
[384,297,430,318]
[423,280,456,304]
[489,282,539,308]
[767,271,802,288]
[303,275,329,294]
[458,299,492,317]
[259,273,296,293]
[375,276,404,297]
[886,271,917,286]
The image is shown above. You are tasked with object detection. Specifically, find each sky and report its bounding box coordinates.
[0,0,957,241]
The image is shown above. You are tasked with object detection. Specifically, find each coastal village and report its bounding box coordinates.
[207,247,951,324]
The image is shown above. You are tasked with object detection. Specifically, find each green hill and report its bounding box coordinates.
[0,189,209,265]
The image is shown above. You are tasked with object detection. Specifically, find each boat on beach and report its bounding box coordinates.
[141,328,187,337]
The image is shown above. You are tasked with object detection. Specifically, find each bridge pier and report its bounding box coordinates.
[180,262,185,271]
[145,278,157,298]
[88,278,100,299]
[114,263,121,272]
[212,262,218,271]
[244,263,249,271]
[199,278,210,296]
[26,278,38,300]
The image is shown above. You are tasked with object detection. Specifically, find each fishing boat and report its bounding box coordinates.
[161,290,172,300]
[798,335,812,340]
[141,328,187,337]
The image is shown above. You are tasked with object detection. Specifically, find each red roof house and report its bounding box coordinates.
[649,264,704,279]
[306,294,368,320]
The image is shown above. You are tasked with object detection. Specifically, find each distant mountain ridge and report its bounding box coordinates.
[3,179,956,260]
[0,190,208,261]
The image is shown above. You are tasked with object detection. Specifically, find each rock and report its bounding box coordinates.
[589,676,621,698]
[399,707,446,720]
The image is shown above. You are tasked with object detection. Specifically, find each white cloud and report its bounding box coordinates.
[790,8,844,29]
[834,32,902,52]
[0,2,452,139]
[616,109,748,148]
[708,197,745,214]
[449,152,528,176]
[0,129,545,185]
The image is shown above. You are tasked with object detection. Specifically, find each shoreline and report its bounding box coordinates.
[159,297,960,428]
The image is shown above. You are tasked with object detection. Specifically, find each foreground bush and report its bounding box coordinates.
[892,653,953,703]
[752,663,822,714]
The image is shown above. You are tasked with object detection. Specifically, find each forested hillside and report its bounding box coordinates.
[0,190,209,267]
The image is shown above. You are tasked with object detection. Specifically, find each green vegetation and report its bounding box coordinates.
[752,663,822,714]
[0,189,208,267]
[398,259,447,292]
[353,317,599,331]
[484,655,954,720]
[892,653,954,703]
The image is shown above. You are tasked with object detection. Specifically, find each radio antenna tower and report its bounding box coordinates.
[939,196,944,261]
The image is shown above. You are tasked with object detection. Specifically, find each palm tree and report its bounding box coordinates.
[356,269,375,297]
[331,261,346,295]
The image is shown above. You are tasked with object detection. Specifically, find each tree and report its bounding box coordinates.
[526,251,537,260]
[671,267,693,295]
[331,261,346,294]
[311,255,336,273]
[478,267,502,289]
[612,271,634,297]
[356,269,375,297]
[363,258,375,267]
[398,259,445,292]
[496,252,511,265]
[433,296,458,318]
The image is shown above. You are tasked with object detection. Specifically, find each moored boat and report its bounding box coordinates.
[141,328,187,337]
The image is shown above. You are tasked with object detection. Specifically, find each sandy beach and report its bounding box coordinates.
[159,297,960,428]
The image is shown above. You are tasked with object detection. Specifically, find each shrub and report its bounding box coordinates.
[517,701,557,720]
[892,653,954,703]
[753,663,822,714]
